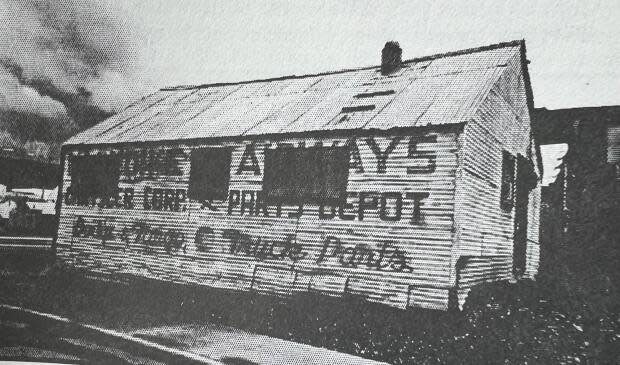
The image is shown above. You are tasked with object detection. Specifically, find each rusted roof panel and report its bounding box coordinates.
[65,42,523,146]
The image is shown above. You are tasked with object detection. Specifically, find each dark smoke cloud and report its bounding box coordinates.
[0,0,150,163]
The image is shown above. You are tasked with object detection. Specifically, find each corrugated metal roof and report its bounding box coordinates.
[66,41,524,146]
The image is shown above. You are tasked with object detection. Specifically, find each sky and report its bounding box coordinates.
[0,0,618,162]
[118,0,619,109]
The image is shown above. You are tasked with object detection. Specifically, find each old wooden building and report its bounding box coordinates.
[54,40,541,311]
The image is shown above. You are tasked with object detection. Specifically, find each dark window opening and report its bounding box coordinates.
[70,154,121,206]
[501,151,516,211]
[263,146,349,205]
[188,148,232,201]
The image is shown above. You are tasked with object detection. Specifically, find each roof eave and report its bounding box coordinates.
[61,122,466,150]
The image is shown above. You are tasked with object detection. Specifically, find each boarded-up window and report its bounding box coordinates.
[263,146,349,204]
[188,148,232,201]
[501,151,516,211]
[70,154,121,205]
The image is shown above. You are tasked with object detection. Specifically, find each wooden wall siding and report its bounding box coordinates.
[56,130,460,310]
[473,51,531,154]
[453,50,540,307]
[408,286,450,311]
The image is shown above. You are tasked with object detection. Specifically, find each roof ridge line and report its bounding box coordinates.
[160,40,524,91]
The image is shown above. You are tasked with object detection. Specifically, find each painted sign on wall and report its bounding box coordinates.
[72,216,186,254]
[64,135,441,218]
[226,190,429,223]
[63,133,453,277]
[70,216,416,273]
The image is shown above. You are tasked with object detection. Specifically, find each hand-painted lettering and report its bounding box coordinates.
[338,192,357,220]
[380,192,402,221]
[194,226,215,252]
[254,191,269,216]
[200,200,218,211]
[228,190,240,214]
[131,221,185,254]
[357,192,378,220]
[227,190,431,225]
[72,216,115,245]
[240,191,256,215]
[236,144,261,175]
[319,203,337,219]
[65,186,134,209]
[143,187,187,212]
[222,229,305,262]
[406,192,429,224]
[120,148,187,181]
[346,137,364,173]
[71,216,185,254]
[288,204,304,218]
[316,235,413,272]
[366,136,403,173]
[407,135,437,174]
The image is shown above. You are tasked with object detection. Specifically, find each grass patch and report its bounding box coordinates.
[0,251,618,364]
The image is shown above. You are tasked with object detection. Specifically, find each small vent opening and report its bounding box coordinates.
[354,90,396,98]
[341,105,376,113]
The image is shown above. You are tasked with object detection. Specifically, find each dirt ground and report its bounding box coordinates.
[0,250,618,365]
